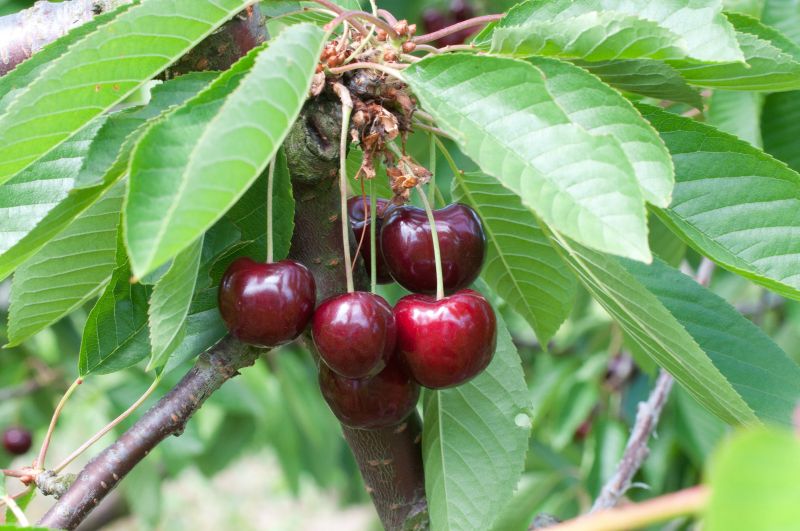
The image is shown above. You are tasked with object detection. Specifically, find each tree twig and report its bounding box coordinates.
[0,0,133,76]
[591,258,715,512]
[547,486,709,531]
[37,336,261,530]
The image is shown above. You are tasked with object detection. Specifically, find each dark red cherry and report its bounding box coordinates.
[421,9,449,35]
[347,196,393,284]
[312,291,396,379]
[450,0,475,22]
[319,358,420,429]
[3,427,32,455]
[381,203,485,295]
[218,258,316,347]
[394,289,496,389]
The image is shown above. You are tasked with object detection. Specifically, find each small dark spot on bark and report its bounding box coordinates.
[92,3,103,15]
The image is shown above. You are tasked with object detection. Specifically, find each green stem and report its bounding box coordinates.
[35,377,83,470]
[266,157,276,263]
[334,83,355,293]
[369,178,377,294]
[417,186,444,300]
[428,133,437,205]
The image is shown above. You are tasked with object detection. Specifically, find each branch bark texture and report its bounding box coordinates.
[38,337,261,529]
[0,0,131,76]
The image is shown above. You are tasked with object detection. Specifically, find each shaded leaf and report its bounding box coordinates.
[761,90,800,171]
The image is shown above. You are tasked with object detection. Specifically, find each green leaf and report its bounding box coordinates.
[706,429,800,531]
[724,0,765,16]
[529,57,674,208]
[0,74,214,282]
[707,91,763,147]
[4,488,35,525]
[574,59,703,109]
[639,104,800,300]
[0,118,106,258]
[0,0,254,186]
[544,229,757,426]
[79,230,150,376]
[675,14,800,90]
[125,23,324,277]
[451,172,576,345]
[423,292,532,531]
[0,3,135,114]
[623,257,800,426]
[761,90,800,171]
[405,54,651,262]
[493,0,743,63]
[147,236,203,370]
[7,182,124,347]
[762,0,800,46]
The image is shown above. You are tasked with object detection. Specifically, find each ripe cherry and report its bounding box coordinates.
[450,0,475,21]
[312,291,396,379]
[347,196,393,284]
[218,257,316,347]
[3,427,32,455]
[319,358,420,429]
[421,9,449,35]
[381,203,485,295]
[394,289,496,389]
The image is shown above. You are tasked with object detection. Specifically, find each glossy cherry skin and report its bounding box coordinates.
[3,427,32,455]
[312,291,396,379]
[394,289,496,389]
[381,203,486,295]
[347,196,393,284]
[218,258,316,347]
[319,358,420,429]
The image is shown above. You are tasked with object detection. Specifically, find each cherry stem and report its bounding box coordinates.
[333,82,355,294]
[413,14,503,44]
[376,8,397,26]
[266,157,276,263]
[369,178,377,293]
[309,0,345,14]
[53,376,161,474]
[428,133,437,205]
[417,186,444,300]
[324,10,393,39]
[327,62,407,81]
[2,495,29,527]
[413,120,453,139]
[35,377,82,470]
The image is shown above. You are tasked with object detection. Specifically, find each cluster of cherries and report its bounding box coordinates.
[421,0,478,46]
[3,426,32,455]
[218,198,496,429]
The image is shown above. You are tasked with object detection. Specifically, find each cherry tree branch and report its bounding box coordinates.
[37,337,262,530]
[591,258,716,512]
[0,0,132,76]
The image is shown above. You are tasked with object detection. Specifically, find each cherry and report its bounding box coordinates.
[347,196,393,284]
[421,9,449,35]
[218,257,316,347]
[450,0,475,22]
[381,203,485,295]
[394,289,496,389]
[312,291,396,379]
[319,357,420,429]
[3,427,32,455]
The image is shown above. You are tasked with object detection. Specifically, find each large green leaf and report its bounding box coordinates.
[706,429,800,531]
[761,90,800,171]
[7,182,124,346]
[574,59,703,108]
[762,0,800,46]
[492,0,743,63]
[405,54,651,262]
[544,229,757,425]
[0,74,215,282]
[125,23,324,277]
[639,104,800,300]
[707,91,763,147]
[423,292,532,531]
[624,258,800,426]
[147,236,203,370]
[451,172,576,345]
[79,230,151,376]
[675,14,800,90]
[0,0,254,185]
[0,118,106,257]
[529,57,674,207]
[0,4,135,114]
